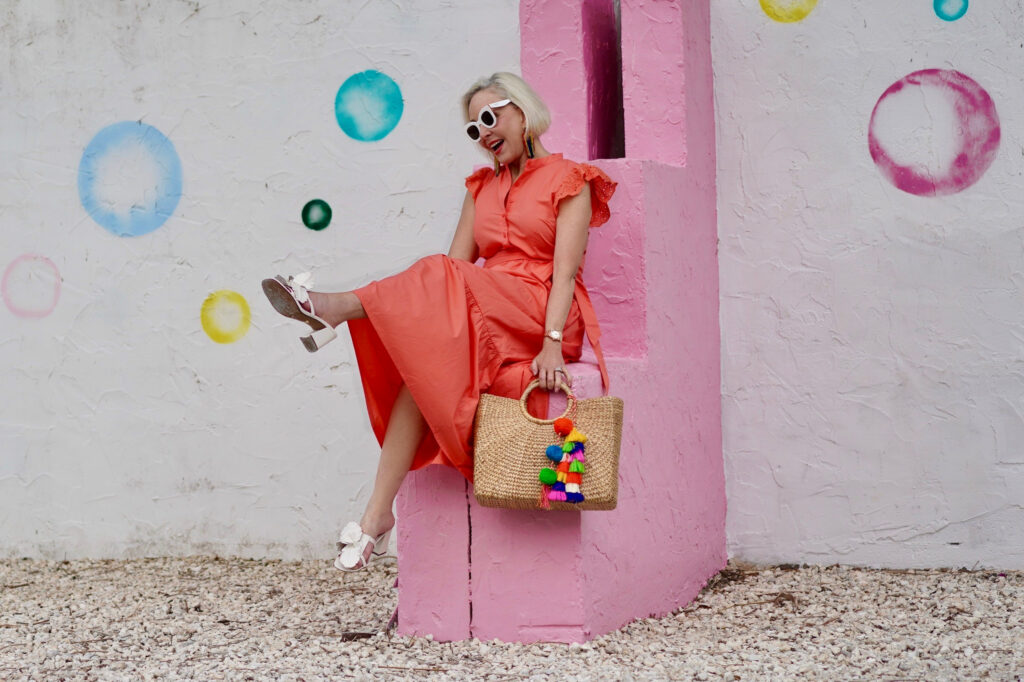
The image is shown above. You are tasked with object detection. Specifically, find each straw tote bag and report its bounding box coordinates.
[473,380,624,511]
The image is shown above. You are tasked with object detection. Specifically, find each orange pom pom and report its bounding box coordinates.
[553,418,573,436]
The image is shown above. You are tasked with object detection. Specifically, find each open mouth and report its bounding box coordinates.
[489,140,504,154]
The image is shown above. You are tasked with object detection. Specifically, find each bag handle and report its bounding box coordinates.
[518,379,576,425]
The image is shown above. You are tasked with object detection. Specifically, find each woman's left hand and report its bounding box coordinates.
[531,343,572,392]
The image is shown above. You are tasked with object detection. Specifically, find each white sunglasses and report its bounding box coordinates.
[465,99,512,141]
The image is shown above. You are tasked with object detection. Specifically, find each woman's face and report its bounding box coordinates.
[467,88,526,165]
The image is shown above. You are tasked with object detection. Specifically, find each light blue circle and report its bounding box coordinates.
[934,0,968,21]
[334,70,403,142]
[78,121,183,237]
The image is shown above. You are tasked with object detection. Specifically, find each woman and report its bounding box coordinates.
[262,72,616,571]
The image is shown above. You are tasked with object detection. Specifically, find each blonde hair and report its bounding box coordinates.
[462,72,551,137]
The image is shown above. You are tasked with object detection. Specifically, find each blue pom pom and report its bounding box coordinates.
[546,444,563,462]
[572,442,585,454]
[566,492,585,503]
[552,481,566,492]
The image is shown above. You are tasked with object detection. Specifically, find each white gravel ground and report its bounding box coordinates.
[1,556,1022,681]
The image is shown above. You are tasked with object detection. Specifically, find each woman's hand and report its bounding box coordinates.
[531,339,572,392]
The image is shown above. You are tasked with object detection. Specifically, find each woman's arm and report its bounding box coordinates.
[531,185,592,391]
[447,191,479,262]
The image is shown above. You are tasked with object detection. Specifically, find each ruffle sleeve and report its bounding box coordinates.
[553,163,617,227]
[464,167,494,200]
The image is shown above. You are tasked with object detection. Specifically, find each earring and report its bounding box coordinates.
[493,154,501,175]
[526,133,535,159]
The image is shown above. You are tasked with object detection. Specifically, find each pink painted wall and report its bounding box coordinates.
[393,465,470,641]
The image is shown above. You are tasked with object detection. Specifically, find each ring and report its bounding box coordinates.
[553,368,566,375]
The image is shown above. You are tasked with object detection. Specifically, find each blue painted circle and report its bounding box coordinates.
[934,0,968,21]
[334,70,403,142]
[78,121,183,237]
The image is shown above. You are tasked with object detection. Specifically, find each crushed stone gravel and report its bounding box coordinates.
[2,557,1022,681]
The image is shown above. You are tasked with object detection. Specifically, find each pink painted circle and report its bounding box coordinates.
[2,254,62,319]
[868,69,1000,196]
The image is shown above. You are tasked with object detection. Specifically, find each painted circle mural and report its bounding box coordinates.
[302,199,332,231]
[78,121,183,237]
[934,0,968,21]
[201,290,251,344]
[334,70,404,142]
[868,69,1000,197]
[760,0,818,23]
[2,254,61,319]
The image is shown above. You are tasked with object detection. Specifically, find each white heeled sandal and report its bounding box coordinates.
[334,521,390,572]
[261,272,338,352]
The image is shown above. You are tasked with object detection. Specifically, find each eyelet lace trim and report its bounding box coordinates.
[553,163,617,227]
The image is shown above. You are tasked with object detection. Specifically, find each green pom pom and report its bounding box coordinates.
[569,460,585,473]
[538,468,558,485]
[562,442,574,453]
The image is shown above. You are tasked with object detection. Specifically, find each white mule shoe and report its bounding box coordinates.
[261,272,338,352]
[334,521,390,572]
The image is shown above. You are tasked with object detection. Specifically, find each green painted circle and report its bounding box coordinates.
[302,199,332,231]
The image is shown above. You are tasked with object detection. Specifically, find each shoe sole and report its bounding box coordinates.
[262,277,339,352]
[261,277,326,328]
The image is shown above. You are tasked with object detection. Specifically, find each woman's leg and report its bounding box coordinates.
[354,383,426,558]
[309,291,365,327]
[305,291,422,557]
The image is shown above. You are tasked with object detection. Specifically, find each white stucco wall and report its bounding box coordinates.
[1,0,519,559]
[6,0,1023,570]
[714,1,1024,568]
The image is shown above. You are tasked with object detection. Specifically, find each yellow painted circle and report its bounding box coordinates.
[201,290,251,344]
[760,0,818,22]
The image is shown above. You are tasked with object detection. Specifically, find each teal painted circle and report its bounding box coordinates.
[302,199,332,231]
[934,0,968,21]
[78,121,182,237]
[334,70,403,141]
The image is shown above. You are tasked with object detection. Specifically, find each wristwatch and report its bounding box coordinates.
[545,329,563,342]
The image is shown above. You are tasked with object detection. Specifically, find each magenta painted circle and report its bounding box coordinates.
[2,254,62,319]
[868,69,1000,196]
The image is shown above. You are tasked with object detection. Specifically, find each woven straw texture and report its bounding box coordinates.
[473,382,624,511]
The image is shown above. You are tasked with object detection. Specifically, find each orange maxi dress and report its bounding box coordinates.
[347,153,616,482]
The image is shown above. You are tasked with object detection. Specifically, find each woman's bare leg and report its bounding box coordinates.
[353,384,425,561]
[309,291,365,327]
[304,291,420,558]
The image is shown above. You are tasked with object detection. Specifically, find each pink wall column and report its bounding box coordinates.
[620,0,715,170]
[397,0,723,642]
[394,465,471,640]
[520,0,596,160]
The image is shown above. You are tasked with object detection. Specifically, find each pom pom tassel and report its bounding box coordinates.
[553,418,573,436]
[539,485,551,510]
[566,428,588,444]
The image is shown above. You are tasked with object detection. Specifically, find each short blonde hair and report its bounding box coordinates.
[462,72,551,137]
